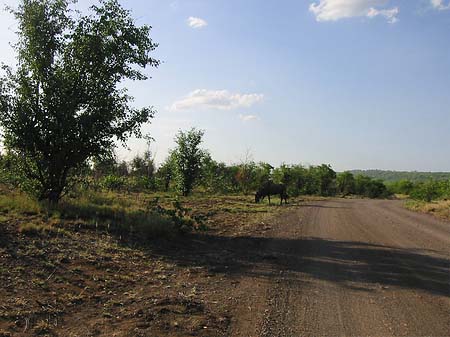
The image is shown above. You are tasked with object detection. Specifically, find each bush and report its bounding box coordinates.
[354,175,390,198]
[410,180,442,202]
[100,175,126,191]
[386,179,415,195]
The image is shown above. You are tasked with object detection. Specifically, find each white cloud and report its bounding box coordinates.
[367,7,399,23]
[431,0,450,10]
[169,89,264,111]
[187,16,208,28]
[309,0,399,23]
[239,114,260,122]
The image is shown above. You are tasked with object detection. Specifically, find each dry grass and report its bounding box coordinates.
[405,199,450,220]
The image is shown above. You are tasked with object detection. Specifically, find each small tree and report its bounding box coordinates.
[171,128,207,196]
[312,164,336,196]
[410,180,441,202]
[131,151,155,177]
[236,149,256,194]
[156,154,175,192]
[0,0,159,202]
[337,171,355,196]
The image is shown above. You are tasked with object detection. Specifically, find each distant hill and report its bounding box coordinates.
[349,170,450,183]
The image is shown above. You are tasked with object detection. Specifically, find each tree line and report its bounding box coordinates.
[1,128,391,200]
[387,179,450,202]
[350,170,450,183]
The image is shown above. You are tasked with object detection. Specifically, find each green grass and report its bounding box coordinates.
[0,192,42,215]
[0,189,188,239]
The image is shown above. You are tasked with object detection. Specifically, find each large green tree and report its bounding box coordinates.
[0,0,159,202]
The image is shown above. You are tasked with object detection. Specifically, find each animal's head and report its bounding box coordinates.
[255,191,261,203]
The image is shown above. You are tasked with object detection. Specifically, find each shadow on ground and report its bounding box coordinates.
[140,232,450,298]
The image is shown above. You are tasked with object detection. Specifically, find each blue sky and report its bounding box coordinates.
[1,0,449,171]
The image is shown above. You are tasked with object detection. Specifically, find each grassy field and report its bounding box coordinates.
[0,187,305,336]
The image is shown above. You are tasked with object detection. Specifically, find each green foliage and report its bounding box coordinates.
[350,170,450,183]
[100,174,126,191]
[155,155,175,192]
[387,179,415,195]
[131,151,155,179]
[272,164,308,196]
[0,152,21,187]
[235,161,257,195]
[409,180,446,202]
[336,171,355,195]
[310,164,336,196]
[0,0,159,202]
[387,178,450,202]
[92,152,121,177]
[171,128,207,196]
[200,156,238,194]
[354,175,389,198]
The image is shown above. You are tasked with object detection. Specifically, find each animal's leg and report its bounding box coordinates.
[268,195,271,205]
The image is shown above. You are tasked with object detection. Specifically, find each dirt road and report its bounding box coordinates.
[228,199,450,337]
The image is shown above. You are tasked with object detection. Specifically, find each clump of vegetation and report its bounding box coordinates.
[389,179,450,202]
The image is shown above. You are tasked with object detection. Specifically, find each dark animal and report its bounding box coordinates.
[255,181,288,205]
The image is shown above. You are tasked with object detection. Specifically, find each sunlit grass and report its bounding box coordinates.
[0,191,42,215]
[0,188,179,239]
[405,199,450,220]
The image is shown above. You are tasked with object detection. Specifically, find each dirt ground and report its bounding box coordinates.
[0,197,449,336]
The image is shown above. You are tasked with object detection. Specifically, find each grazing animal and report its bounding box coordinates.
[255,181,288,205]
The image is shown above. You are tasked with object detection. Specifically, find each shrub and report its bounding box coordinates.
[100,175,126,191]
[410,180,442,202]
[354,175,390,198]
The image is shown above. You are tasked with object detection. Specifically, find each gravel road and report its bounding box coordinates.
[229,199,450,337]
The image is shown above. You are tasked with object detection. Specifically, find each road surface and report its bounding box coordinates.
[229,199,450,337]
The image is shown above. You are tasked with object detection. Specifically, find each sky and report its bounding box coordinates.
[0,0,449,171]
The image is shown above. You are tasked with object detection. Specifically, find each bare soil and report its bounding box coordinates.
[1,197,449,336]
